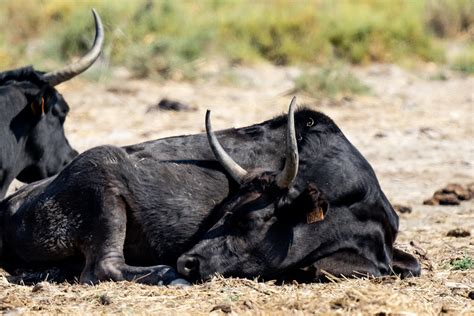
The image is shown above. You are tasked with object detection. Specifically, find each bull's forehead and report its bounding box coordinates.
[265,107,340,132]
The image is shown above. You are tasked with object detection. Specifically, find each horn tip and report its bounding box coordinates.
[289,96,297,110]
[90,8,103,33]
[205,110,212,132]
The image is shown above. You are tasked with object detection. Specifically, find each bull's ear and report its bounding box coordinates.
[30,95,45,116]
[28,87,48,117]
[306,197,328,224]
[279,183,329,224]
[303,184,329,224]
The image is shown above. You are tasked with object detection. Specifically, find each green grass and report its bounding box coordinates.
[425,0,474,38]
[449,256,474,271]
[451,46,474,74]
[0,0,472,78]
[295,65,370,98]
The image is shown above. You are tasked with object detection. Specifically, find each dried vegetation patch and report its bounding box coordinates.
[1,268,473,314]
[2,64,473,314]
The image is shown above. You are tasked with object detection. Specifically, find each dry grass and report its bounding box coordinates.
[1,261,472,314]
[2,63,473,314]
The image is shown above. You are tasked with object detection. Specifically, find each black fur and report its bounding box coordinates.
[0,107,420,284]
[0,66,77,198]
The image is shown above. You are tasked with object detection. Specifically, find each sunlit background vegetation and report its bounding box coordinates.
[0,0,473,82]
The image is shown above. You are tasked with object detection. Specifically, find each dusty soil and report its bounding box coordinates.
[2,63,473,314]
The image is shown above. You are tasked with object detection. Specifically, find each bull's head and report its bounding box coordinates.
[13,83,78,183]
[177,97,330,281]
[2,10,103,185]
[177,96,422,282]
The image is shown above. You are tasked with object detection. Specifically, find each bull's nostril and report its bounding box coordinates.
[178,255,200,279]
[184,257,199,272]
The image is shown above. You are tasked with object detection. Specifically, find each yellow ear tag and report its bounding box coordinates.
[306,206,325,224]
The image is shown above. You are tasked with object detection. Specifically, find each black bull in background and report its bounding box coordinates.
[0,9,104,198]
[0,97,420,285]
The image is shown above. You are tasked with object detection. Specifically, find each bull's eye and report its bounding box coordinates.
[236,219,247,230]
[307,118,314,127]
[231,217,248,232]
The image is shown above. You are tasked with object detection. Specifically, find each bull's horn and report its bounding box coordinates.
[42,9,104,86]
[206,110,248,184]
[276,96,299,188]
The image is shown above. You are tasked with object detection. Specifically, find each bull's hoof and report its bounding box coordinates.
[168,278,191,286]
[157,266,190,286]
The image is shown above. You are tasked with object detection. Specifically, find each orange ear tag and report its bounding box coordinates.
[30,97,45,115]
[306,206,325,224]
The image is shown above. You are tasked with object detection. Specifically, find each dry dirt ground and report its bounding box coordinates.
[2,63,473,314]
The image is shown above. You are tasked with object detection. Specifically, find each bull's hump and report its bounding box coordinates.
[124,134,213,162]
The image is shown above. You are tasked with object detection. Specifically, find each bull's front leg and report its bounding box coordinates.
[78,188,189,286]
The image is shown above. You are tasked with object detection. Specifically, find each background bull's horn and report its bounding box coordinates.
[206,110,248,184]
[42,9,104,86]
[276,96,299,188]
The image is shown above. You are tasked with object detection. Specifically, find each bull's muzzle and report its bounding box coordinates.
[177,254,200,282]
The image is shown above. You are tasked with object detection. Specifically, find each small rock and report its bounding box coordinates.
[393,204,412,214]
[441,183,471,200]
[468,291,474,300]
[106,85,138,95]
[330,299,345,310]
[168,278,191,286]
[423,183,473,206]
[242,300,253,309]
[446,228,471,238]
[210,304,232,313]
[419,127,442,139]
[374,132,387,138]
[147,98,195,112]
[434,192,461,205]
[440,305,450,314]
[99,294,112,305]
[423,198,438,205]
[31,282,49,293]
[467,183,474,194]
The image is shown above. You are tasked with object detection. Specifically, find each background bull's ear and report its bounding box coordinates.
[30,95,45,116]
[27,86,48,117]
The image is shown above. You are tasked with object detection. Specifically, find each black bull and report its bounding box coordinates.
[0,9,104,198]
[0,98,420,285]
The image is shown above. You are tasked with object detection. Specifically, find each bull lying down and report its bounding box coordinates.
[0,10,104,198]
[0,97,420,285]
